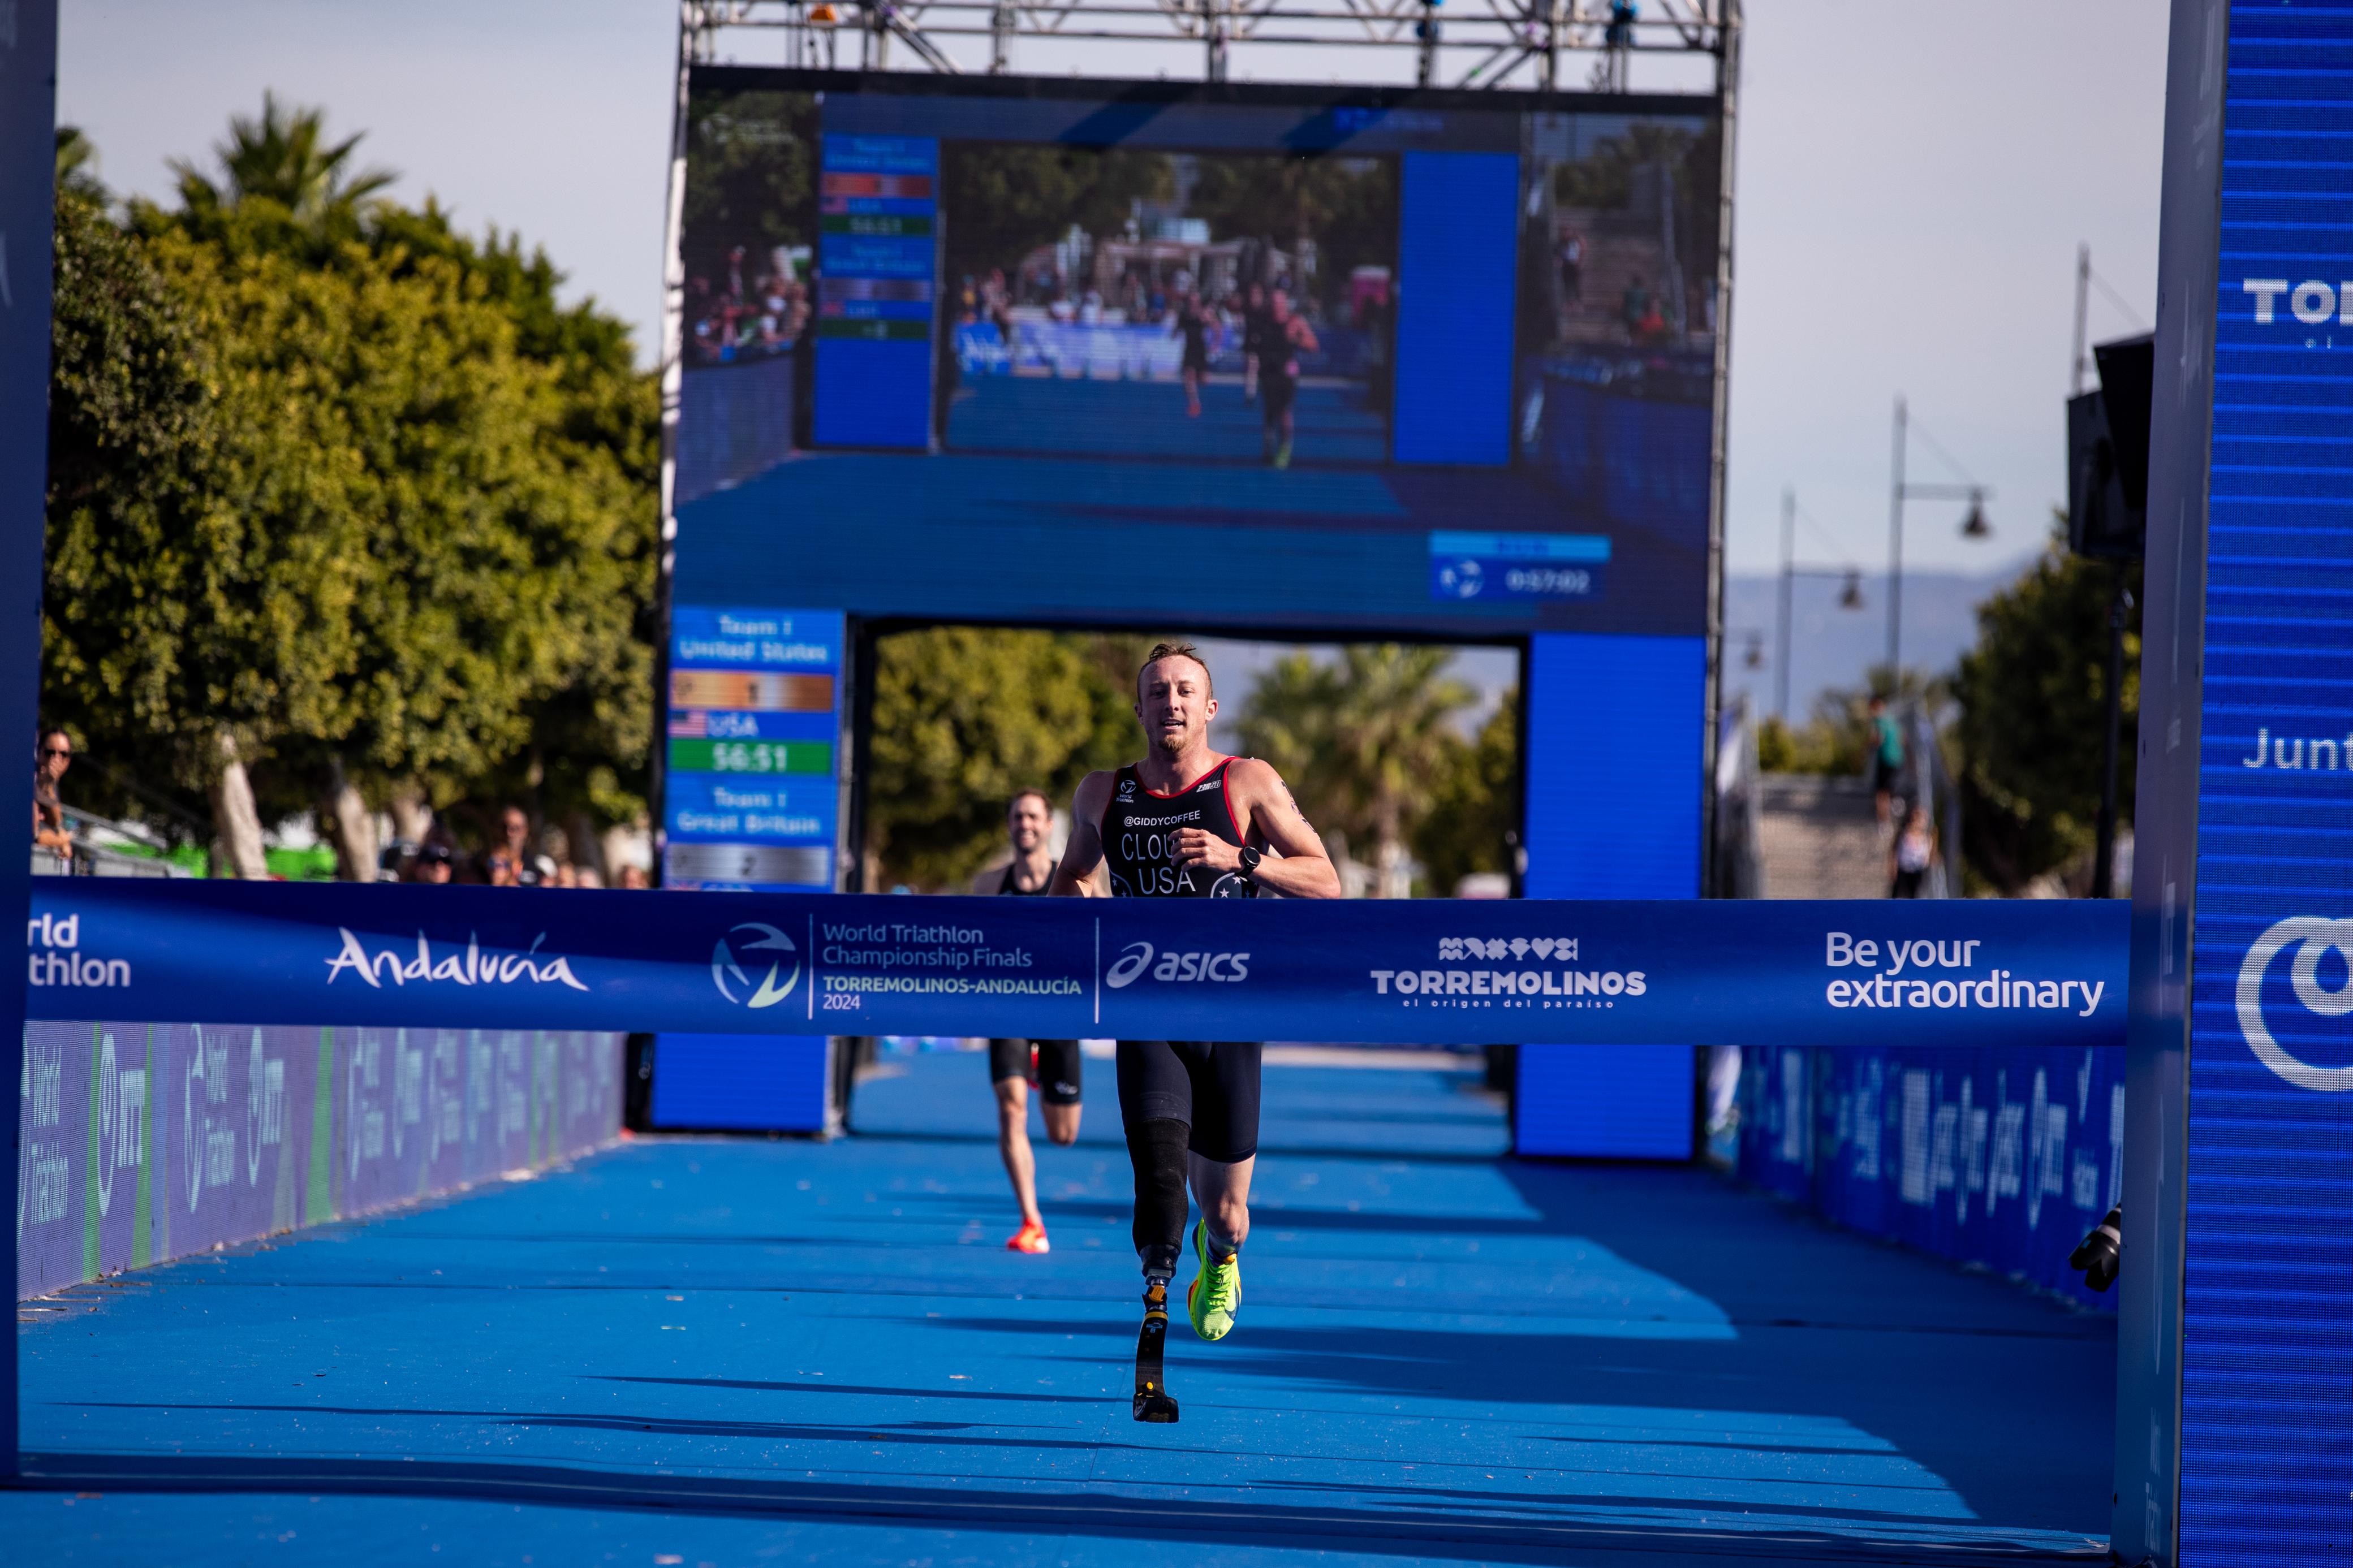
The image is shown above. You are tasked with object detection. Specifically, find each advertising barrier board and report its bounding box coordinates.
[25,880,2128,1049]
[16,1021,622,1301]
[1736,1043,2127,1311]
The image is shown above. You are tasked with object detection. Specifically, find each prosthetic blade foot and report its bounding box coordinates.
[1132,1282,1179,1423]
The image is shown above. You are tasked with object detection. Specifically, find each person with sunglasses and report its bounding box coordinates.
[32,732,74,866]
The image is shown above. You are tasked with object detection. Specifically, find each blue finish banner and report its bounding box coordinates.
[25,881,2128,1047]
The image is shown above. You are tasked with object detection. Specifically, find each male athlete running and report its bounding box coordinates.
[1259,288,1320,469]
[971,790,1084,1255]
[1050,642,1339,1420]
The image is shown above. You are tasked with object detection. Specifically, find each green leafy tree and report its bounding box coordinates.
[680,89,820,294]
[44,175,369,876]
[1952,522,2140,892]
[1239,645,1475,897]
[1412,688,1520,897]
[45,110,657,878]
[1764,664,1950,777]
[940,144,1170,292]
[1183,155,1394,314]
[864,628,1140,889]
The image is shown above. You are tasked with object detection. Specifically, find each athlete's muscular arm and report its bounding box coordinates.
[1049,771,1113,897]
[1171,759,1342,899]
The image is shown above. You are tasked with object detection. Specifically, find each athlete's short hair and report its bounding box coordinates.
[1007,788,1052,817]
[1137,641,1213,699]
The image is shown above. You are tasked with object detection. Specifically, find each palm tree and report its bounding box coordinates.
[171,92,396,228]
[54,127,106,203]
[1239,645,1475,897]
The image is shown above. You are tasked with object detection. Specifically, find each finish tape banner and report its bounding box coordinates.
[27,884,2136,1043]
[25,881,2129,1047]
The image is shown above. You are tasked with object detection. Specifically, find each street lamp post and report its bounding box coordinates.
[1886,395,1993,680]
[1778,486,1794,720]
[1772,484,1868,724]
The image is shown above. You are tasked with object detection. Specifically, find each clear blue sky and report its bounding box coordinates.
[58,0,2166,578]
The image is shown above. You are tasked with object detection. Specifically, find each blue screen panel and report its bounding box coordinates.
[1393,152,1519,467]
[2173,7,2353,1556]
[1524,632,1706,898]
[1516,1044,1693,1160]
[814,339,933,450]
[673,77,1721,640]
[1517,632,1705,1159]
[650,1034,830,1132]
[811,134,937,450]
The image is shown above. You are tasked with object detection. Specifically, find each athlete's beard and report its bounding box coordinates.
[1154,725,1193,757]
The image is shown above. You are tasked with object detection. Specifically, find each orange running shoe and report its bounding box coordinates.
[1006,1220,1051,1254]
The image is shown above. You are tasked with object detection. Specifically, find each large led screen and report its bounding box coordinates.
[670,71,1723,641]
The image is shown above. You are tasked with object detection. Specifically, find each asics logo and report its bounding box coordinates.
[1106,941,1154,988]
[1104,940,1252,989]
[2237,915,2353,1091]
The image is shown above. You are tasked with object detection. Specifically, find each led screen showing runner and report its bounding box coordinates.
[669,70,1723,642]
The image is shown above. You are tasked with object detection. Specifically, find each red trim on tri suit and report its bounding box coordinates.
[1136,758,1231,800]
[1100,759,1253,863]
[1212,761,1251,846]
[1144,758,1251,844]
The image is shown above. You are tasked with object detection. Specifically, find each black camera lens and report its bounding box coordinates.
[2070,1206,2122,1293]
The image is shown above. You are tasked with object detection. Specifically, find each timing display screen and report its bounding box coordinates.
[663,607,843,892]
[670,70,1721,639]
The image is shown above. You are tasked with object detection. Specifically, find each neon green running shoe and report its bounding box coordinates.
[1188,1220,1241,1342]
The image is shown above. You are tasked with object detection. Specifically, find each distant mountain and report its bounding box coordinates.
[1719,558,2037,723]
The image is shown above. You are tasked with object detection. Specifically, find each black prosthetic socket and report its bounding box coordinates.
[1130,1116,1191,1278]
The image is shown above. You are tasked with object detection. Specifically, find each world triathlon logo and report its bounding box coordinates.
[1434,558,1485,599]
[2236,916,2353,1091]
[712,922,800,1009]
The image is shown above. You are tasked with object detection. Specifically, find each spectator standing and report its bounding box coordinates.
[483,805,551,887]
[1890,804,1937,899]
[1621,274,1651,340]
[32,730,72,866]
[1558,231,1584,310]
[1868,696,1906,824]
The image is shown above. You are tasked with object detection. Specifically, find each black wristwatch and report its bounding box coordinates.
[1237,845,1263,880]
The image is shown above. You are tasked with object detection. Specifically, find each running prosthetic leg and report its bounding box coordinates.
[1132,1277,1179,1423]
[1127,1118,1191,1422]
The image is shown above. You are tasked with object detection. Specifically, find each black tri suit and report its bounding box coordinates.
[1100,759,1264,1167]
[987,860,1082,1105]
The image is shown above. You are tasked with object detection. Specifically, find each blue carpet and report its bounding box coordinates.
[947,376,1392,465]
[6,1052,2112,1565]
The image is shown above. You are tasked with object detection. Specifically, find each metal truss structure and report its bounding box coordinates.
[676,0,1734,94]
